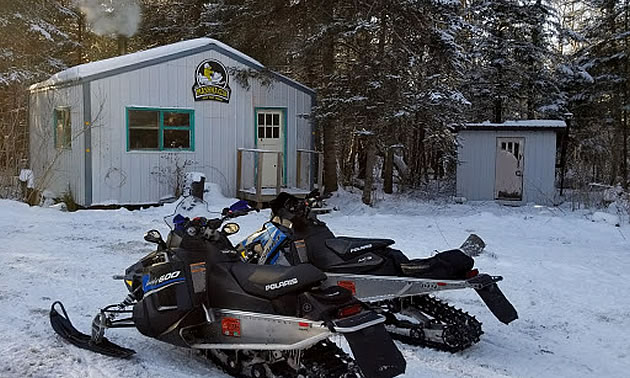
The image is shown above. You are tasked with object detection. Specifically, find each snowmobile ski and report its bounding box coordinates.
[50,301,135,358]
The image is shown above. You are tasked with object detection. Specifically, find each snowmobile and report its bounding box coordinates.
[236,191,518,352]
[50,196,406,378]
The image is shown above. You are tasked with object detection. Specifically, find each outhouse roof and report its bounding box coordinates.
[29,38,314,95]
[461,120,566,131]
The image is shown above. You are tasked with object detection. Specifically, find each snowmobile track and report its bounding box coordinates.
[204,339,362,378]
[383,295,483,353]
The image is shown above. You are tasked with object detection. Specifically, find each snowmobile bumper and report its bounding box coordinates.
[49,301,135,358]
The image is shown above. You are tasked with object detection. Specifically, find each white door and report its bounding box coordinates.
[495,137,524,201]
[256,110,284,187]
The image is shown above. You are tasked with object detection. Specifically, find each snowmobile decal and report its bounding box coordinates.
[350,244,373,253]
[265,277,299,291]
[142,270,184,292]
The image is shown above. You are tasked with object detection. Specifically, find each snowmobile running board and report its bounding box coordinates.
[185,308,385,350]
[322,272,502,302]
[49,301,136,358]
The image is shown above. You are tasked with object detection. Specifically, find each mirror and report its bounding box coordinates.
[222,222,240,235]
[144,229,164,244]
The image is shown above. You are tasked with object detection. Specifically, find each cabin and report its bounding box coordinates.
[456,120,566,205]
[28,38,319,207]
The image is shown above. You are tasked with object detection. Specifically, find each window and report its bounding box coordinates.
[127,107,194,151]
[54,107,71,149]
[257,111,281,139]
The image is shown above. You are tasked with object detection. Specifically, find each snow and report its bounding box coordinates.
[29,38,264,90]
[465,120,567,128]
[1,190,629,377]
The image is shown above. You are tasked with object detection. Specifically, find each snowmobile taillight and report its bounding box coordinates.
[466,269,479,278]
[337,304,362,318]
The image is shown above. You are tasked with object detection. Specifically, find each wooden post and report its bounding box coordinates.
[256,153,264,208]
[236,149,243,197]
[296,150,302,189]
[276,152,283,194]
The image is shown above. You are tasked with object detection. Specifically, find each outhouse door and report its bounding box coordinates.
[256,110,284,187]
[495,137,524,201]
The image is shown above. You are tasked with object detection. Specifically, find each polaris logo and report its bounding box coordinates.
[147,271,181,287]
[350,244,372,253]
[265,278,298,291]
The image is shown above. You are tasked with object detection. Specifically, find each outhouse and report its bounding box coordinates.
[456,120,566,204]
[28,38,318,207]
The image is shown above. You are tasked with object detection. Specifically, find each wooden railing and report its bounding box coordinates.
[236,148,283,206]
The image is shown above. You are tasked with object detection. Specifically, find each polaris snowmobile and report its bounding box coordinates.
[236,191,518,352]
[50,196,406,378]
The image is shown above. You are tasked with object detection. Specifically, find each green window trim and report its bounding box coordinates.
[126,106,195,152]
[53,106,72,150]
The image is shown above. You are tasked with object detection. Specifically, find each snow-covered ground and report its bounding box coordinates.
[1,188,629,378]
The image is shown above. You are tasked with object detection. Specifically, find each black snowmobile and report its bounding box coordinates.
[50,196,406,378]
[236,191,518,352]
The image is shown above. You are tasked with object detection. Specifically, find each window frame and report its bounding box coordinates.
[54,106,72,150]
[126,106,195,152]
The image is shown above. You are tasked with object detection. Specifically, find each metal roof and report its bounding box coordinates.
[29,38,315,96]
[461,120,566,131]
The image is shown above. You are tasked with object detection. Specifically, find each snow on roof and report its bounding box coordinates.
[29,38,264,90]
[464,120,566,129]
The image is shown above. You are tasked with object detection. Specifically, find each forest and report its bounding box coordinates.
[0,0,628,203]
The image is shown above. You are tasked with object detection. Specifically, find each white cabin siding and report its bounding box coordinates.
[29,85,86,205]
[85,49,313,205]
[457,130,557,204]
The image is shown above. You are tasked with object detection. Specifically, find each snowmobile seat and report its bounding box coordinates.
[325,237,395,256]
[400,249,474,279]
[231,263,327,300]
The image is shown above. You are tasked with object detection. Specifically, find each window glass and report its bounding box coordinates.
[129,129,159,149]
[163,129,190,149]
[273,113,279,126]
[258,113,265,126]
[54,107,71,149]
[163,112,190,127]
[266,114,272,126]
[129,110,158,129]
[127,108,193,151]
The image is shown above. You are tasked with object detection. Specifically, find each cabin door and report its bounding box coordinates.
[256,110,284,187]
[495,137,524,201]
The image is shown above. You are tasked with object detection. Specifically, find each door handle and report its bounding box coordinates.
[515,171,522,176]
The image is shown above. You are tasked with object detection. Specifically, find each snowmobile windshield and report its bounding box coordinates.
[164,196,217,232]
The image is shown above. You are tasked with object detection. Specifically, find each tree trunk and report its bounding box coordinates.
[321,7,338,193]
[383,146,393,193]
[362,137,375,205]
